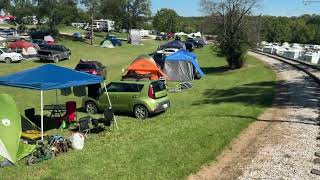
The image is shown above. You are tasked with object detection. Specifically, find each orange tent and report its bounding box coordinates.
[123,55,168,80]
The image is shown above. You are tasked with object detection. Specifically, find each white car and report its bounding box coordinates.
[0,48,23,63]
[156,48,179,56]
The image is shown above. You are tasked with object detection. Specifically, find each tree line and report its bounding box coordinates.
[259,14,320,45]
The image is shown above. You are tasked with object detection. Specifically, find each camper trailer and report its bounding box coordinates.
[84,19,115,32]
[300,52,320,64]
[281,49,302,60]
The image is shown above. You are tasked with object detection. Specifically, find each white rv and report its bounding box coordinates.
[300,51,320,64]
[281,48,302,60]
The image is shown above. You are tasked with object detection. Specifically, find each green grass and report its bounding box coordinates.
[0,39,276,179]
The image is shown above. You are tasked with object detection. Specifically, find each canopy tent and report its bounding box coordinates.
[0,64,104,140]
[160,41,186,51]
[0,94,35,163]
[123,55,167,80]
[8,40,38,56]
[164,50,205,81]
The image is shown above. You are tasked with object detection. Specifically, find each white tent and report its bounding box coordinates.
[129,29,142,45]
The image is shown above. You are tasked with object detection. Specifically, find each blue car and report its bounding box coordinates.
[106,35,122,46]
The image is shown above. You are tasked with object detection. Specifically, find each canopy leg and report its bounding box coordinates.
[55,89,58,104]
[103,82,118,129]
[41,90,44,141]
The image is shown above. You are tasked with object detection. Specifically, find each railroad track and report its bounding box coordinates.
[251,50,320,176]
[252,51,320,85]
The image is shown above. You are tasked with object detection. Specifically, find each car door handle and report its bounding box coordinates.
[132,95,138,98]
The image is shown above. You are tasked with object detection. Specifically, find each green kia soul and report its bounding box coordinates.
[83,80,170,119]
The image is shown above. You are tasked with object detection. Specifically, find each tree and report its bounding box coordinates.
[200,0,260,69]
[0,0,11,10]
[125,0,151,30]
[153,8,180,32]
[99,0,151,31]
[80,0,101,45]
[35,0,78,35]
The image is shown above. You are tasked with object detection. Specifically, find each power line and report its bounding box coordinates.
[303,0,320,5]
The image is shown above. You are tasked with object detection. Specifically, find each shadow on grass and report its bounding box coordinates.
[193,81,276,108]
[201,66,230,75]
[193,79,319,108]
[214,115,319,126]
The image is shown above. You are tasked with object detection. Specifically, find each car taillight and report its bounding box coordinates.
[148,85,155,99]
[91,70,97,75]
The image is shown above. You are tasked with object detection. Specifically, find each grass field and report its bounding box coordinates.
[0,38,276,179]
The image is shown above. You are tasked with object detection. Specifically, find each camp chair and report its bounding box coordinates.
[78,116,91,138]
[58,101,77,129]
[91,107,114,131]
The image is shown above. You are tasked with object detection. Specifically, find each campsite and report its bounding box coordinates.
[0,32,276,179]
[3,0,320,179]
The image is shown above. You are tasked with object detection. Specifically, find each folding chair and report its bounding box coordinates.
[91,107,114,131]
[59,101,77,129]
[78,116,91,138]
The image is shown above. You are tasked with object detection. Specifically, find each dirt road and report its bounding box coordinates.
[188,52,320,180]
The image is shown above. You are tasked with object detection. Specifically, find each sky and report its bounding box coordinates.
[151,0,320,17]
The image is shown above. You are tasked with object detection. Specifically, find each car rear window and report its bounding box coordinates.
[107,83,144,92]
[151,81,166,93]
[76,63,97,70]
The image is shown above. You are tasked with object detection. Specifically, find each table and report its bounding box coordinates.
[43,104,66,118]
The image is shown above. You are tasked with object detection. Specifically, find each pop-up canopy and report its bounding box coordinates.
[0,64,104,140]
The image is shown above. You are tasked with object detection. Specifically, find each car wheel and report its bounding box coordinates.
[54,56,59,63]
[85,101,98,114]
[134,105,149,119]
[5,57,12,64]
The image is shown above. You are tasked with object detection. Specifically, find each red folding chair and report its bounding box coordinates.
[58,101,77,129]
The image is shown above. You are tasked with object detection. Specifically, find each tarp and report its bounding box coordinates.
[101,40,114,48]
[8,40,38,55]
[0,64,104,91]
[123,55,167,80]
[160,41,186,50]
[164,50,205,81]
[0,94,35,163]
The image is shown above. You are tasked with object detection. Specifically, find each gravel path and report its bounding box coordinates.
[188,52,320,180]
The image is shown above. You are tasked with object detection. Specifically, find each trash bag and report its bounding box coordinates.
[70,133,84,150]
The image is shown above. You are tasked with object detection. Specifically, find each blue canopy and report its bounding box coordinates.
[166,50,205,77]
[0,64,103,91]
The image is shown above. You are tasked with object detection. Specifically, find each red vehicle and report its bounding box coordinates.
[166,32,175,39]
[75,60,107,79]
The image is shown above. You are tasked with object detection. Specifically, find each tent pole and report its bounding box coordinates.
[103,82,118,129]
[40,90,44,141]
[55,89,58,104]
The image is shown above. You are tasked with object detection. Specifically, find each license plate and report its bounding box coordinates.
[163,103,168,108]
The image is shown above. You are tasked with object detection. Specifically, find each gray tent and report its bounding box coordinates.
[164,61,194,81]
[129,29,142,45]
